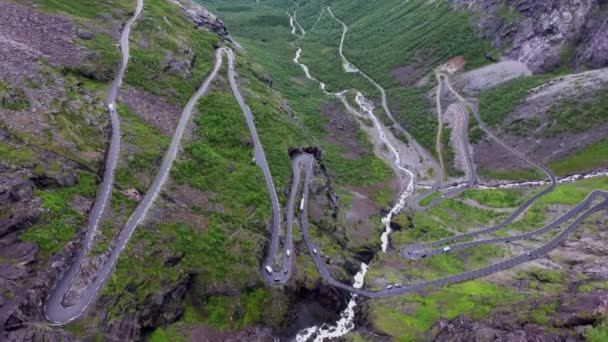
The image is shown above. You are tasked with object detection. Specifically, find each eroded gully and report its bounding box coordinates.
[289,6,419,341]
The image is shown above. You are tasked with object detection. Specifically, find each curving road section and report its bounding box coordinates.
[265,6,608,299]
[288,150,607,298]
[399,91,558,257]
[218,31,608,299]
[225,48,296,283]
[414,72,478,211]
[44,0,608,325]
[44,0,144,324]
[44,18,226,322]
[404,190,606,260]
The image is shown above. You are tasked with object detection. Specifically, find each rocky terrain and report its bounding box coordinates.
[0,0,375,340]
[2,0,608,341]
[452,0,608,73]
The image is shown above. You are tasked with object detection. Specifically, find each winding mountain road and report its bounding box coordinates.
[43,0,608,327]
[414,72,478,211]
[44,3,226,321]
[265,4,608,300]
[44,0,144,324]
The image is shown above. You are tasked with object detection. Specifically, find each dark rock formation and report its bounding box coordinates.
[432,315,577,342]
[0,162,83,341]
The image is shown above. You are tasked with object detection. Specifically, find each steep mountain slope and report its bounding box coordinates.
[1,0,608,341]
[203,0,608,341]
[1,0,397,340]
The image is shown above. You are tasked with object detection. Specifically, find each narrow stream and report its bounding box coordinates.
[289,9,415,341]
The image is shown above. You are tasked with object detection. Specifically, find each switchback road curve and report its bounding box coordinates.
[44,27,225,324]
[44,0,145,324]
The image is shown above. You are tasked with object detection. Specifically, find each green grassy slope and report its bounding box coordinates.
[202,0,494,153]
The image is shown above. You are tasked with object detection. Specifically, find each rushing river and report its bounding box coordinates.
[289,9,415,341]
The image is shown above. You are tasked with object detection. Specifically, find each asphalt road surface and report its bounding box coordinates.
[223,35,608,297]
[43,3,608,321]
[44,16,225,323]
[414,73,477,211]
[292,152,608,297]
[44,0,144,324]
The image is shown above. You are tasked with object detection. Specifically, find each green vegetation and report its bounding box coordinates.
[32,0,128,81]
[0,81,29,111]
[440,125,462,177]
[585,323,608,342]
[386,84,438,152]
[539,176,608,205]
[21,173,97,255]
[298,0,494,85]
[198,288,270,330]
[148,324,186,342]
[371,281,518,341]
[530,300,558,326]
[390,211,452,245]
[126,0,219,105]
[530,267,566,284]
[115,104,170,191]
[196,1,393,188]
[419,190,441,207]
[586,324,608,342]
[461,188,525,208]
[499,1,524,25]
[147,289,271,342]
[578,281,608,293]
[0,141,36,164]
[467,123,486,144]
[545,87,608,137]
[430,197,507,231]
[505,117,541,136]
[477,75,553,127]
[35,0,135,19]
[298,17,378,96]
[104,222,261,317]
[71,33,121,82]
[549,138,608,176]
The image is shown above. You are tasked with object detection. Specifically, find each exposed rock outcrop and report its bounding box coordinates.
[172,0,233,43]
[451,0,608,73]
[433,290,608,341]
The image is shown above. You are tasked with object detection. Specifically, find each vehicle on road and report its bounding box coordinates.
[265,265,273,274]
[443,246,451,252]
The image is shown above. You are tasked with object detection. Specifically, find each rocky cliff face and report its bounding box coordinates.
[172,0,233,43]
[433,290,608,342]
[452,0,608,72]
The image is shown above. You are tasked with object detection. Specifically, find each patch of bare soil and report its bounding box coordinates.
[0,1,88,68]
[390,65,424,86]
[344,179,397,242]
[0,0,108,157]
[443,103,469,180]
[120,86,182,136]
[444,56,466,72]
[472,68,608,171]
[472,137,532,170]
[504,122,608,165]
[320,100,367,160]
[456,60,531,94]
